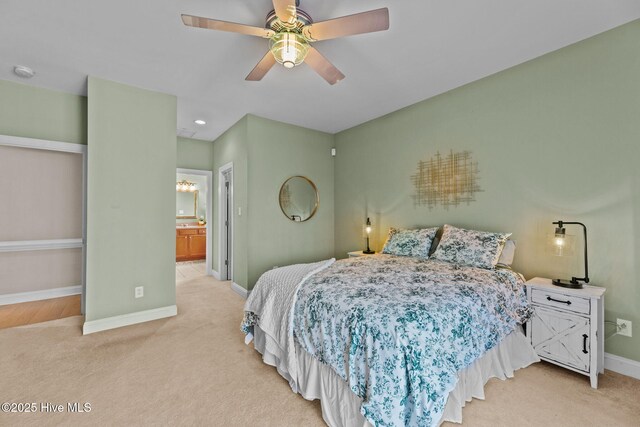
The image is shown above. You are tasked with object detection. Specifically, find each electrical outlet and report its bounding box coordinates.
[134,286,144,299]
[617,319,632,337]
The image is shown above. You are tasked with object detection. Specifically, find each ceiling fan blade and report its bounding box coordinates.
[304,47,345,85]
[246,51,277,81]
[272,0,297,25]
[302,8,389,41]
[181,14,275,38]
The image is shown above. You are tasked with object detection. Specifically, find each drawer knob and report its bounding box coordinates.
[582,334,589,354]
[546,296,571,305]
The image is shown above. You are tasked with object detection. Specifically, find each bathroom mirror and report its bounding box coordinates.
[176,190,198,219]
[279,176,318,222]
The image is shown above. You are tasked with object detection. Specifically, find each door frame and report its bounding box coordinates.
[0,134,87,312]
[176,168,213,277]
[217,162,233,281]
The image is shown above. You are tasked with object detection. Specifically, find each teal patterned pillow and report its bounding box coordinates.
[381,227,438,258]
[431,224,511,269]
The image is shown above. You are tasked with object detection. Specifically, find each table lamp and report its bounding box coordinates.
[363,217,375,254]
[550,220,589,289]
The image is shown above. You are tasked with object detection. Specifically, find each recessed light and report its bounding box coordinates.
[14,65,35,79]
[194,119,206,126]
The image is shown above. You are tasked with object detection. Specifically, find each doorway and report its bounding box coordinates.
[218,163,233,281]
[175,168,213,282]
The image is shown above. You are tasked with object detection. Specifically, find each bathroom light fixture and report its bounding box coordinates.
[194,119,206,126]
[363,217,375,254]
[14,65,35,79]
[176,180,197,192]
[550,220,589,289]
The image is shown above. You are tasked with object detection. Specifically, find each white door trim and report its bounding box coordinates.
[176,168,214,277]
[218,162,234,281]
[0,134,87,313]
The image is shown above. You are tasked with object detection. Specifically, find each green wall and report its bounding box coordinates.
[211,115,335,290]
[85,77,177,321]
[177,136,214,170]
[212,116,249,287]
[246,115,334,288]
[0,79,86,144]
[334,21,640,362]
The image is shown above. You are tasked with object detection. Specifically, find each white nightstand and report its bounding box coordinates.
[525,277,606,388]
[347,251,375,258]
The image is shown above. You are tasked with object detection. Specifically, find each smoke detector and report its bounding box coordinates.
[14,65,35,79]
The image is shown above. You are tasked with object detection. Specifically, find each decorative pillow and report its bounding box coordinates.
[497,239,516,267]
[431,224,511,269]
[382,227,438,258]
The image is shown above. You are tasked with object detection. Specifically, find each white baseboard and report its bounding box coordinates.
[605,352,640,380]
[231,282,249,299]
[83,305,177,335]
[0,285,82,306]
[211,270,220,280]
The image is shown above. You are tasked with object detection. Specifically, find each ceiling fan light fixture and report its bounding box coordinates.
[269,32,309,69]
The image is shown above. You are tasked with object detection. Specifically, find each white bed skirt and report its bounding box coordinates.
[253,326,539,426]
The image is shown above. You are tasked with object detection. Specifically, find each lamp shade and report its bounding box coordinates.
[365,218,372,235]
[270,32,309,68]
[547,232,575,257]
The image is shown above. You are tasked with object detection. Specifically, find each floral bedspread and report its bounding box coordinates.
[292,254,532,427]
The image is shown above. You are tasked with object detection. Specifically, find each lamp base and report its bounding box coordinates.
[362,250,375,254]
[552,279,583,289]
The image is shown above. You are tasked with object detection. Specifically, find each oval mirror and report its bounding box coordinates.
[279,176,318,222]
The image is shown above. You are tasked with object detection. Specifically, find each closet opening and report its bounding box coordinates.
[0,135,86,329]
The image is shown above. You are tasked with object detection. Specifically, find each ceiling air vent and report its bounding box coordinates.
[177,128,197,138]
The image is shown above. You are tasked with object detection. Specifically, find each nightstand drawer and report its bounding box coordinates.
[531,288,590,315]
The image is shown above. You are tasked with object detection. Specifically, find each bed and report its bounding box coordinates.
[241,227,539,427]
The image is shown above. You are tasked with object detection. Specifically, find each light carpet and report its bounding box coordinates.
[1,276,638,426]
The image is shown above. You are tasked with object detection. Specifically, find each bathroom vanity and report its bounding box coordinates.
[176,224,206,262]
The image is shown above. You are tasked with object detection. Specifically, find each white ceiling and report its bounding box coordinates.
[1,1,639,141]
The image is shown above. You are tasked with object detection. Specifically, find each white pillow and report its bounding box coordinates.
[497,240,516,267]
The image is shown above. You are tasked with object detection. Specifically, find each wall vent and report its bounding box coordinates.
[177,128,197,138]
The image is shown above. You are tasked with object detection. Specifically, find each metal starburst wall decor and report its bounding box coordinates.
[411,150,481,209]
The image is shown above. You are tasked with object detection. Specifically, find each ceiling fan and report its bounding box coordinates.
[181,0,389,85]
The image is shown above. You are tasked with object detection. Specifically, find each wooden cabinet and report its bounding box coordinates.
[176,226,206,261]
[189,234,206,259]
[525,277,605,388]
